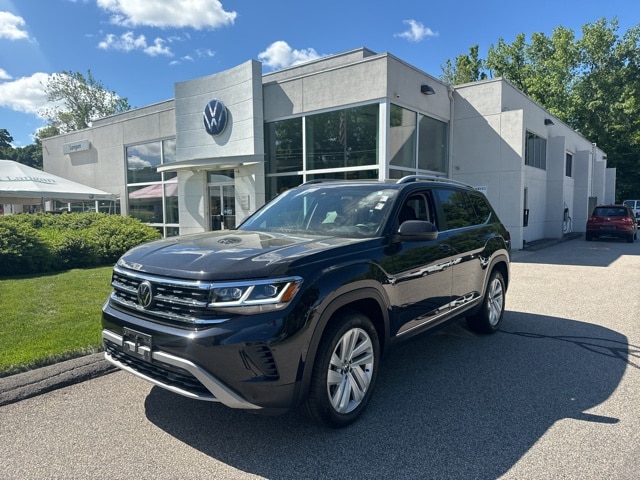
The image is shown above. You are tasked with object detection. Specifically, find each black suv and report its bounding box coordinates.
[102,176,511,428]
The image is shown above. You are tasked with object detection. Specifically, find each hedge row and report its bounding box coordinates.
[0,213,162,276]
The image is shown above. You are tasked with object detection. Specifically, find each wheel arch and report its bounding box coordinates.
[296,284,390,408]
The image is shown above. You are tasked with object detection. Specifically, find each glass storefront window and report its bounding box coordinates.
[126,139,179,236]
[265,105,379,201]
[389,104,416,169]
[265,118,303,174]
[163,138,176,163]
[306,105,378,171]
[307,169,378,182]
[127,143,162,183]
[163,139,177,180]
[418,115,448,173]
[266,175,303,201]
[128,184,163,223]
[164,180,178,224]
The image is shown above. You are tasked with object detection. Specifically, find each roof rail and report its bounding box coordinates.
[396,175,472,188]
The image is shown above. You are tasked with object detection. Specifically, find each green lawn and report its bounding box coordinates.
[0,266,114,376]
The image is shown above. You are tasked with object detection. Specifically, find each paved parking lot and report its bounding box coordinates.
[1,237,639,479]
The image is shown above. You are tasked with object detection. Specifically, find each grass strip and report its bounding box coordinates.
[0,266,113,376]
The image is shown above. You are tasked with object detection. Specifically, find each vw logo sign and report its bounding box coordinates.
[203,99,228,136]
[137,281,154,309]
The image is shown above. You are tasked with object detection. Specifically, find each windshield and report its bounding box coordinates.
[239,185,398,238]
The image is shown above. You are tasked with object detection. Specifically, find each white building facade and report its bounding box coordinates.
[42,48,614,249]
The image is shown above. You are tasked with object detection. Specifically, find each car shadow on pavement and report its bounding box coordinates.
[143,312,635,479]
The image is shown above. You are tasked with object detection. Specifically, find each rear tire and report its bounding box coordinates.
[467,270,506,334]
[627,233,634,243]
[301,311,379,428]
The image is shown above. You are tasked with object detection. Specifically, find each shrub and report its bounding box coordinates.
[87,214,161,264]
[0,222,50,276]
[0,213,162,276]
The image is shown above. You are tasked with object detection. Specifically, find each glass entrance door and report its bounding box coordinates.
[208,171,235,231]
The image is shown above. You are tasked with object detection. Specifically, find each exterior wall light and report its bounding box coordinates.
[544,118,555,125]
[420,84,436,95]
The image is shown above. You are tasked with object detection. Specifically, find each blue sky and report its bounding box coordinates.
[1,0,639,148]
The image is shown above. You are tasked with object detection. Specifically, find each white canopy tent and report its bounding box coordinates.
[0,159,116,206]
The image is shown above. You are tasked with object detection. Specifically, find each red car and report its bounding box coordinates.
[586,205,638,243]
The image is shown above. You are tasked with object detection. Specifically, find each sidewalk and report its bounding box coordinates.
[0,233,583,407]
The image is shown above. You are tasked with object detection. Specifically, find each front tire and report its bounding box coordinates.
[301,311,379,428]
[467,270,506,334]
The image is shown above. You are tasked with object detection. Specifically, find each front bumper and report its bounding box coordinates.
[102,329,261,409]
[102,300,309,413]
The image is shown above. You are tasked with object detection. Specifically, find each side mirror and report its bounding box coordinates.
[398,220,438,241]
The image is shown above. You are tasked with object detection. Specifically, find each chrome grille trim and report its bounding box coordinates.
[110,265,226,325]
[109,265,302,325]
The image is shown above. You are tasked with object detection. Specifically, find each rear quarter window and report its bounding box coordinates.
[434,188,480,230]
[469,192,495,224]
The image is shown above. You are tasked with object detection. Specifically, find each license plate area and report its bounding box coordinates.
[122,327,153,363]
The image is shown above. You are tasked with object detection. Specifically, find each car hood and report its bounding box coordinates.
[117,230,368,280]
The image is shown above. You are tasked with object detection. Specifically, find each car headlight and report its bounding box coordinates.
[208,277,303,312]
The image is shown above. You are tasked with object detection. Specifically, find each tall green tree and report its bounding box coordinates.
[0,129,42,169]
[441,45,487,85]
[38,70,131,139]
[0,129,13,157]
[441,18,640,200]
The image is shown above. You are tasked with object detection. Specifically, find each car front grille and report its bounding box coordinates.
[110,266,225,326]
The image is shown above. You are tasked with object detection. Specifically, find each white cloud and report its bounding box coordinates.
[97,0,237,29]
[98,31,173,56]
[0,72,52,115]
[0,11,29,40]
[99,31,146,51]
[395,19,438,43]
[0,68,12,80]
[258,41,322,70]
[144,37,172,57]
[195,48,215,58]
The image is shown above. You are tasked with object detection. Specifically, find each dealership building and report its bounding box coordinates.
[41,47,614,249]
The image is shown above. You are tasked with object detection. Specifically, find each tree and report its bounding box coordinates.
[38,70,131,140]
[440,18,640,200]
[0,129,42,169]
[441,45,487,85]
[0,128,13,155]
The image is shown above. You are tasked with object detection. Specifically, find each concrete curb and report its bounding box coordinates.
[0,352,116,407]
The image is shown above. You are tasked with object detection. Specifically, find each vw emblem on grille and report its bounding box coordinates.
[137,281,154,308]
